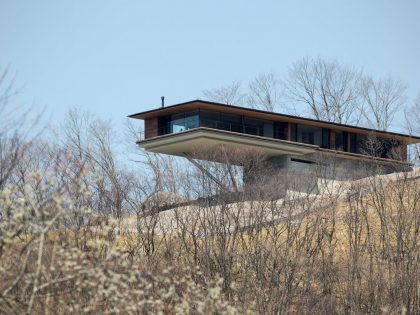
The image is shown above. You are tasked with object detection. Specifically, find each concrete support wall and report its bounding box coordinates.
[243,153,412,197]
[267,153,411,182]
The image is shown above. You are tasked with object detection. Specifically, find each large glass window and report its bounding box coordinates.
[335,131,348,151]
[290,123,298,142]
[263,121,274,138]
[170,113,185,133]
[347,133,401,158]
[244,117,265,136]
[185,111,199,130]
[200,110,220,129]
[169,110,199,133]
[200,110,244,132]
[349,133,368,154]
[221,113,243,133]
[366,137,400,158]
[350,133,357,153]
[322,128,330,148]
[296,124,323,146]
[274,122,288,140]
[379,138,400,158]
[158,116,170,135]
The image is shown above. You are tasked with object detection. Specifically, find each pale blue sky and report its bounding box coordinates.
[1,0,419,133]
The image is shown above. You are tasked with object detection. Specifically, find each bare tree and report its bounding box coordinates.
[203,80,246,105]
[0,65,41,190]
[202,74,281,112]
[360,75,406,131]
[405,95,420,163]
[283,57,363,124]
[246,72,280,112]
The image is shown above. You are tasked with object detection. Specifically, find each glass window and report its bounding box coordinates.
[358,135,380,156]
[158,116,170,135]
[184,110,199,130]
[335,131,348,151]
[263,121,274,138]
[170,113,185,133]
[200,110,220,129]
[290,123,298,142]
[376,138,399,158]
[170,111,199,133]
[274,122,288,140]
[296,124,322,146]
[349,133,357,153]
[356,135,368,154]
[244,117,265,136]
[349,133,371,154]
[221,113,242,133]
[322,128,330,148]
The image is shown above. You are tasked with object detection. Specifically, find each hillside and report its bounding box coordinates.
[1,166,419,314]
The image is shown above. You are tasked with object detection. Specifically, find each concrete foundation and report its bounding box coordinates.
[244,152,411,197]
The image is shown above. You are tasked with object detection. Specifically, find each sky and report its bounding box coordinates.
[1,0,420,135]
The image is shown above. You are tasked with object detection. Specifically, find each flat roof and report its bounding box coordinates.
[129,99,420,144]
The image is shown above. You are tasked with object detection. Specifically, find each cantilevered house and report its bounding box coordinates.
[129,100,419,184]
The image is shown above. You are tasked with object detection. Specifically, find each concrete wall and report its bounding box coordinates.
[270,153,410,181]
[243,153,411,196]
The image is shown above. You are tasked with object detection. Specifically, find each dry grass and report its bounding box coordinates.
[1,170,419,314]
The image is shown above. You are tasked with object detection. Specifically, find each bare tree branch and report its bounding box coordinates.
[283,57,363,124]
[203,80,246,105]
[247,72,280,112]
[360,75,406,131]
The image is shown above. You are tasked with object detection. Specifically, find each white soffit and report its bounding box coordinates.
[139,129,318,157]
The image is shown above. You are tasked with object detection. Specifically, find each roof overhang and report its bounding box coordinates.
[137,128,318,157]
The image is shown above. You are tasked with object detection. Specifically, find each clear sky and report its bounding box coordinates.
[1,0,419,133]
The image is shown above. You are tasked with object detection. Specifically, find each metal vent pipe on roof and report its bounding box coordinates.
[161,96,165,108]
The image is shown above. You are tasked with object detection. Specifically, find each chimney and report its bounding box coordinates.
[161,96,165,108]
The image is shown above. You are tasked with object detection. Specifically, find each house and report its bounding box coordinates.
[129,100,419,185]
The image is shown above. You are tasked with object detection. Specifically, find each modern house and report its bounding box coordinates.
[129,100,419,185]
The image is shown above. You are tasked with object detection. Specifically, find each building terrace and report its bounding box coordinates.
[129,99,419,163]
